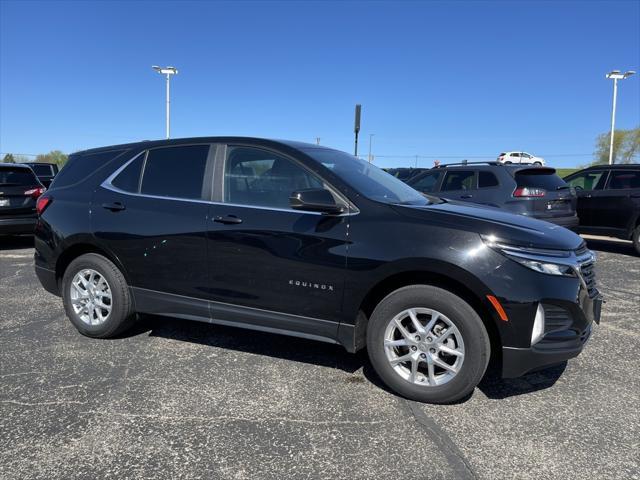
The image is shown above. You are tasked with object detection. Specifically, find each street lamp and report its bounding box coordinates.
[152,65,179,139]
[368,134,375,163]
[605,70,635,164]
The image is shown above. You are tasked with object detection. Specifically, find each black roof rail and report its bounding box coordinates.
[434,161,501,168]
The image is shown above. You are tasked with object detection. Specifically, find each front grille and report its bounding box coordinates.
[580,260,597,298]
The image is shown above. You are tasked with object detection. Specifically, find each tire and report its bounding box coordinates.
[367,285,490,404]
[633,225,640,256]
[504,161,512,164]
[533,161,542,166]
[61,253,136,338]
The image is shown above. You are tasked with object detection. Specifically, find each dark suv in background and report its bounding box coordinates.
[34,137,600,404]
[564,164,640,254]
[407,162,578,228]
[20,162,59,188]
[0,164,46,235]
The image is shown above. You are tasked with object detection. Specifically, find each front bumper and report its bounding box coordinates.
[502,292,602,378]
[0,216,37,235]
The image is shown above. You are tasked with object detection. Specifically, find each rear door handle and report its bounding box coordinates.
[460,194,473,199]
[214,215,243,225]
[102,202,126,211]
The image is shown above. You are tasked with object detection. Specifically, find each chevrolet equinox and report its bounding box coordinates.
[34,138,602,404]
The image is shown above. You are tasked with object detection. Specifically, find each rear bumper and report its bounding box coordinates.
[539,214,579,229]
[0,216,37,235]
[35,265,60,296]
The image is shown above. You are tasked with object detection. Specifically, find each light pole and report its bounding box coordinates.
[152,65,179,139]
[605,70,635,164]
[368,134,375,163]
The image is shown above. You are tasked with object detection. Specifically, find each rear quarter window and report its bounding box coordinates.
[515,170,566,190]
[51,149,127,189]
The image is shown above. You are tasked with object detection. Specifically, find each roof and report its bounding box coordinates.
[580,164,640,170]
[0,163,32,169]
[73,137,329,156]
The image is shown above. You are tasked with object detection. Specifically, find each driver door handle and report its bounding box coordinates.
[102,202,126,211]
[214,215,243,225]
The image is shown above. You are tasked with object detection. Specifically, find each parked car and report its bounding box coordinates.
[20,162,59,188]
[497,152,545,166]
[384,167,429,182]
[407,162,578,229]
[0,164,46,235]
[564,164,640,254]
[34,138,601,404]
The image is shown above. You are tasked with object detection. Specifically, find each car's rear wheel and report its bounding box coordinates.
[633,225,640,255]
[533,161,542,166]
[367,285,490,404]
[61,253,136,338]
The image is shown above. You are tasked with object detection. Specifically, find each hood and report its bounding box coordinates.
[394,201,583,251]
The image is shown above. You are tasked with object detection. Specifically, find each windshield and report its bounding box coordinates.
[29,164,53,176]
[303,148,429,206]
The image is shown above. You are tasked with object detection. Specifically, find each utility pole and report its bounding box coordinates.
[354,104,361,156]
[605,70,635,164]
[152,66,179,139]
[414,155,418,168]
[316,137,321,145]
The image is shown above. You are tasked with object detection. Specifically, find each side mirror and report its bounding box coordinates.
[289,188,345,214]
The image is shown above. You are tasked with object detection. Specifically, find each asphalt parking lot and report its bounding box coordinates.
[1,236,639,480]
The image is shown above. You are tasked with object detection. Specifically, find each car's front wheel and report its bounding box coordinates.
[367,285,490,404]
[61,253,136,338]
[633,225,640,255]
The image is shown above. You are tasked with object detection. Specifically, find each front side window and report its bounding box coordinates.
[140,145,209,199]
[410,171,441,193]
[607,170,640,190]
[224,147,323,209]
[442,171,475,191]
[565,171,607,191]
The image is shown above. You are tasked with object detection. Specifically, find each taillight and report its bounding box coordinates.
[513,187,546,197]
[24,187,46,199]
[36,196,52,215]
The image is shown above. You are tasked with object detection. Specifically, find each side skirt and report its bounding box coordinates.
[131,287,344,347]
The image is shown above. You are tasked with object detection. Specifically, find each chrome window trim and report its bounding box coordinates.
[101,151,357,216]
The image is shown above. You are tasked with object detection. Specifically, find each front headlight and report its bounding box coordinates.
[481,235,577,277]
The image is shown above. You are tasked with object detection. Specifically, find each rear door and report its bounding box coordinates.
[439,170,477,201]
[564,170,609,226]
[0,167,42,219]
[92,144,214,304]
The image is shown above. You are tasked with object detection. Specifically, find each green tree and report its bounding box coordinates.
[35,150,68,167]
[2,153,15,163]
[593,127,640,165]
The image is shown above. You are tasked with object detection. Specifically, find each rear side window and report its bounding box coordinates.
[52,149,126,188]
[410,171,441,192]
[478,171,499,188]
[111,153,145,192]
[515,170,566,190]
[442,171,475,191]
[565,171,607,191]
[0,167,38,186]
[140,145,209,200]
[607,170,640,189]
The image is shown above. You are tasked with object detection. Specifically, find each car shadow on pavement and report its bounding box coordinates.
[0,235,34,250]
[121,315,567,401]
[128,314,365,374]
[477,362,566,400]
[584,238,637,257]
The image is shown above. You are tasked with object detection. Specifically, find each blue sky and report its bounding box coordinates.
[1,0,639,168]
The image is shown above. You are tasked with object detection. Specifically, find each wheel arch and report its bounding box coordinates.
[55,242,131,288]
[346,268,503,366]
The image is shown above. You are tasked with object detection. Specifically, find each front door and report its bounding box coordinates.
[565,169,609,227]
[205,145,349,338]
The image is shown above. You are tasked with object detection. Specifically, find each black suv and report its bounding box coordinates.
[564,165,640,254]
[0,164,46,235]
[34,138,601,404]
[384,167,429,182]
[407,163,578,228]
